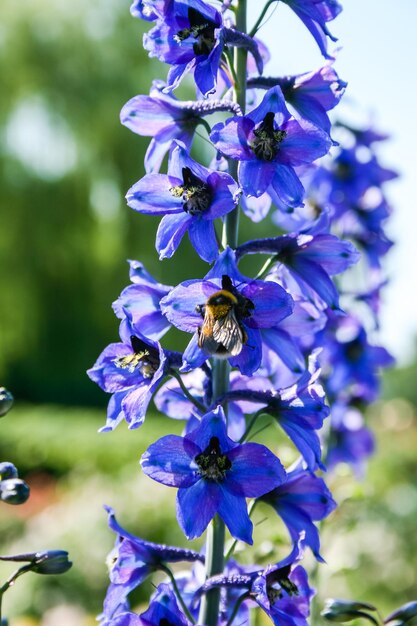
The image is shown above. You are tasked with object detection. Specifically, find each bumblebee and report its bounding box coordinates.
[195,275,254,358]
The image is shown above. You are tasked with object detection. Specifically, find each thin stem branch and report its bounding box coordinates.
[0,563,34,622]
[249,0,276,37]
[222,0,247,250]
[169,369,207,414]
[225,591,251,626]
[161,565,196,624]
[239,409,265,443]
[254,255,277,279]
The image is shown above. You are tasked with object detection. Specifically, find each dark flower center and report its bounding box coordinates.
[114,336,160,379]
[251,112,287,161]
[170,166,212,215]
[174,7,216,56]
[267,565,299,605]
[195,436,232,481]
[344,337,363,362]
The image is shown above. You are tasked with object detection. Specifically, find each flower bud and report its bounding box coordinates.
[0,388,14,417]
[0,478,30,505]
[31,550,72,575]
[385,602,417,626]
[0,462,18,480]
[322,599,378,624]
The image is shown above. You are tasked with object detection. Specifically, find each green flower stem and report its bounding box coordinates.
[222,0,247,250]
[0,563,34,622]
[239,409,266,443]
[161,565,196,624]
[169,369,207,414]
[225,591,251,626]
[249,0,276,37]
[201,1,248,622]
[198,515,226,626]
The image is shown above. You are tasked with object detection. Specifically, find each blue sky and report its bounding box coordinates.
[247,0,417,364]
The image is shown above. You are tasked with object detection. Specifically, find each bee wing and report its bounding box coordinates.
[212,309,245,356]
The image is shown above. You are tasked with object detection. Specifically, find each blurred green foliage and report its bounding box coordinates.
[0,0,275,408]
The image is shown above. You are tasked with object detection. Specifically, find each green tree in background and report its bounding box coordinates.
[0,0,273,406]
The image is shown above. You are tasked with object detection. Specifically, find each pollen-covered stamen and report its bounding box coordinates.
[195,436,232,481]
[250,112,287,161]
[170,167,212,215]
[114,336,160,378]
[174,7,216,56]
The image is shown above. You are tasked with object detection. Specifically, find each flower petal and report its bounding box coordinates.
[177,481,219,539]
[188,219,219,263]
[141,435,200,487]
[217,485,253,544]
[227,443,286,497]
[242,280,293,328]
[239,159,275,197]
[156,212,192,259]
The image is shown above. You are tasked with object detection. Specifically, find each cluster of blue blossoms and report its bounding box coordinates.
[88,0,395,624]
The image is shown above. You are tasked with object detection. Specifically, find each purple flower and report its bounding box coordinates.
[87,320,181,431]
[120,82,241,173]
[223,351,329,470]
[155,369,276,440]
[143,0,263,95]
[112,260,172,341]
[141,584,192,626]
[141,406,286,543]
[199,542,313,626]
[236,231,360,310]
[143,0,224,95]
[308,147,398,220]
[248,63,346,136]
[280,0,342,59]
[211,86,331,208]
[327,399,375,476]
[130,0,168,21]
[318,314,394,402]
[100,610,142,626]
[259,462,336,560]
[102,506,202,619]
[160,247,294,376]
[251,553,314,626]
[126,143,239,262]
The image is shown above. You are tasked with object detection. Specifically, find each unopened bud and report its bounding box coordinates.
[0,388,14,417]
[322,599,378,624]
[31,550,72,575]
[0,462,18,480]
[385,602,417,626]
[0,478,30,505]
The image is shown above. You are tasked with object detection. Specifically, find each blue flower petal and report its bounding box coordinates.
[217,485,253,544]
[156,212,193,259]
[126,174,183,214]
[188,219,219,263]
[141,435,200,487]
[177,480,219,539]
[227,443,286,496]
[239,159,276,197]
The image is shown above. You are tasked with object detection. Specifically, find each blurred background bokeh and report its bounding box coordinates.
[1,0,416,624]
